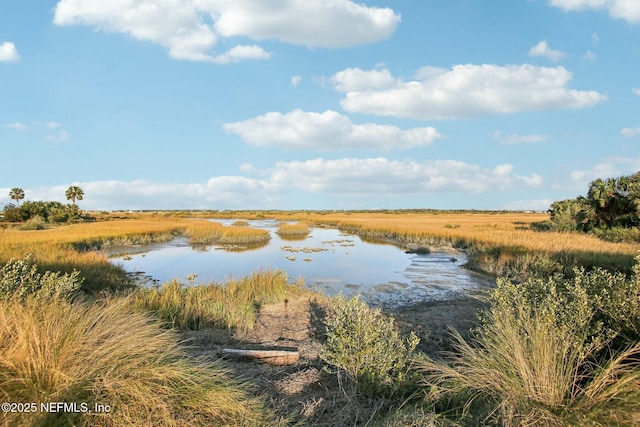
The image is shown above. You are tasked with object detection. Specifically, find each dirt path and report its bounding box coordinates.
[180,294,488,425]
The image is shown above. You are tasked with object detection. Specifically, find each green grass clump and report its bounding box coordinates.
[420,266,640,426]
[0,295,273,426]
[320,294,420,397]
[132,269,302,333]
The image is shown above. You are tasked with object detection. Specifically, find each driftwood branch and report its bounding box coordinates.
[221,348,299,365]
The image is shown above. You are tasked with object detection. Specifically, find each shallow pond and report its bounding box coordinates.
[107,219,494,308]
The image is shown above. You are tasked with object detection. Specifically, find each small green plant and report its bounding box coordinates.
[0,256,82,300]
[320,294,420,396]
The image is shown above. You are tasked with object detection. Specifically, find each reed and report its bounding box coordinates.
[0,295,273,426]
[131,269,305,334]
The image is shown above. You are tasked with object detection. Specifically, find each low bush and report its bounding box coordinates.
[0,256,82,301]
[319,294,420,397]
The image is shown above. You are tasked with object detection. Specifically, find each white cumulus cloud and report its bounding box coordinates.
[548,0,640,24]
[270,158,542,196]
[633,88,640,96]
[53,0,400,62]
[44,130,71,143]
[528,40,565,62]
[0,42,20,62]
[224,110,441,150]
[552,156,640,192]
[333,65,607,120]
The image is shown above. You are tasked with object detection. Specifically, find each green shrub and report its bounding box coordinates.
[0,256,82,301]
[18,215,47,230]
[319,294,420,397]
[582,259,640,343]
[592,226,640,243]
[2,200,82,224]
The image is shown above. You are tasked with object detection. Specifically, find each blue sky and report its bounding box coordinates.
[1,0,639,211]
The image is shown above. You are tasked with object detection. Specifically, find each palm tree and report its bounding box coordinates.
[9,187,25,205]
[65,186,84,206]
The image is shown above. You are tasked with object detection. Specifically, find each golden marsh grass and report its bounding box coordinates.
[275,222,311,237]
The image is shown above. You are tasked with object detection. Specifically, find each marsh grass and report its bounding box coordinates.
[186,221,270,245]
[132,269,305,334]
[275,222,311,240]
[0,295,273,426]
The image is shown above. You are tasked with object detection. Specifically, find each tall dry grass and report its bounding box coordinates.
[0,295,273,426]
[200,211,639,274]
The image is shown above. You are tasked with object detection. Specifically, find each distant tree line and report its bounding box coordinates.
[2,186,88,225]
[548,172,640,242]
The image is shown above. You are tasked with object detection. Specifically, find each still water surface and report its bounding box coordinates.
[108,219,494,307]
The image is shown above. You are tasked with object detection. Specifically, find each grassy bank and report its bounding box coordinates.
[132,269,307,333]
